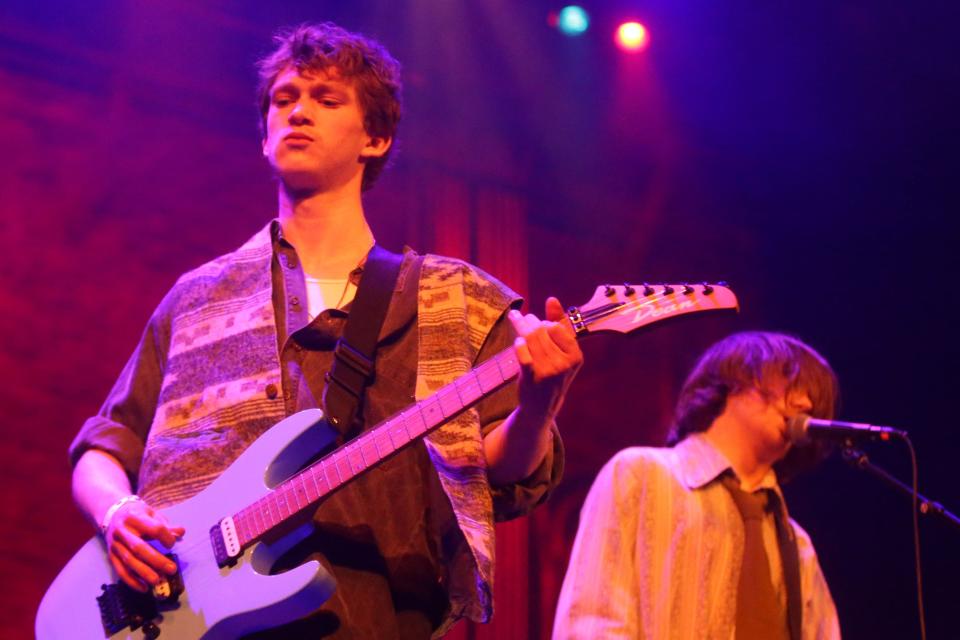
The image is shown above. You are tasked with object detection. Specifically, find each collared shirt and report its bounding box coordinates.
[71,220,562,638]
[552,434,840,640]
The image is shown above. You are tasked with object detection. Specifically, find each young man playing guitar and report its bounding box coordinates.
[553,332,841,639]
[69,23,581,638]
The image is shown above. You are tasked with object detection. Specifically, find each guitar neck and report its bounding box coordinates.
[231,346,522,547]
[225,282,737,549]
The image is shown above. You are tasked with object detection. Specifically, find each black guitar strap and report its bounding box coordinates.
[322,244,404,436]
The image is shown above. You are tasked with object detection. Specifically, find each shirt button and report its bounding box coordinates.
[285,256,298,269]
[265,383,279,399]
[290,296,300,308]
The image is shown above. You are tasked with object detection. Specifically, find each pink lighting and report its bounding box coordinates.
[615,21,649,52]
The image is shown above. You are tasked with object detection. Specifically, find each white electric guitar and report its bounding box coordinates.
[36,283,738,639]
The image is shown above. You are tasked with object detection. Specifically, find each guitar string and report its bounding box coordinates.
[151,289,726,573]
[154,381,493,562]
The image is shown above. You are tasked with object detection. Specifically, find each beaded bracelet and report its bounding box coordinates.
[100,495,143,535]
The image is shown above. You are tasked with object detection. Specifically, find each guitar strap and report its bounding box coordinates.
[322,244,404,437]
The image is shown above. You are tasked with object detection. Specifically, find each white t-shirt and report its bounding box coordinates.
[304,276,357,319]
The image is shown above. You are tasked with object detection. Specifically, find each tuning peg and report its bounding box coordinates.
[702,282,714,295]
[642,283,655,296]
[603,285,616,297]
[682,284,694,295]
[623,283,636,296]
[662,285,675,295]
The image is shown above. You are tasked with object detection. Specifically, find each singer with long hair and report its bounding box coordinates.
[553,331,841,639]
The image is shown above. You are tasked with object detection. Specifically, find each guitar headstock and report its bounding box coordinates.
[567,283,739,336]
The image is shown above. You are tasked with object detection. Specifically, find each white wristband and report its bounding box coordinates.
[100,495,142,535]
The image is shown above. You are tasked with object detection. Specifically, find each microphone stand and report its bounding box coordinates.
[842,447,960,533]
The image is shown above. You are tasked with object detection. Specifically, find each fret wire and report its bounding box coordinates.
[243,513,254,544]
[451,376,466,405]
[422,397,443,423]
[285,484,297,513]
[285,485,296,515]
[409,405,428,433]
[264,498,275,529]
[391,414,411,447]
[308,466,321,501]
[375,430,394,455]
[351,440,366,469]
[457,370,482,402]
[290,483,300,512]
[235,513,248,544]
[312,466,328,498]
[324,461,339,491]
[493,351,510,381]
[497,350,519,378]
[401,402,430,440]
[335,453,352,482]
[314,466,327,494]
[252,501,264,536]
[360,431,381,462]
[229,347,531,547]
[294,475,308,508]
[437,385,463,417]
[476,360,501,393]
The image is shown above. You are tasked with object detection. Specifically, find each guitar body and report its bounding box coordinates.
[36,409,338,640]
[37,283,739,639]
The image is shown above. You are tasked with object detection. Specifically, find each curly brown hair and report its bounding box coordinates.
[668,331,839,481]
[255,23,402,191]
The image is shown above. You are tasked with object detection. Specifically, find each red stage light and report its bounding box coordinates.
[615,21,648,52]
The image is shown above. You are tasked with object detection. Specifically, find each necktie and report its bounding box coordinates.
[768,489,803,640]
[721,474,800,640]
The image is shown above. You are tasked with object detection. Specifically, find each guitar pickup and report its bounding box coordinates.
[211,517,241,568]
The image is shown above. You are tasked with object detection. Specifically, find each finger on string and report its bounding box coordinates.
[508,309,531,337]
[155,511,187,540]
[112,538,161,587]
[120,526,177,575]
[522,345,568,380]
[132,514,178,548]
[547,322,582,356]
[514,336,533,366]
[109,550,149,592]
[527,324,569,365]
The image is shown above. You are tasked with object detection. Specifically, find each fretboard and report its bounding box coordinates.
[231,347,521,547]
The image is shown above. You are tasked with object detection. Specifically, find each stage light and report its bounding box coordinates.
[615,21,648,52]
[555,6,589,36]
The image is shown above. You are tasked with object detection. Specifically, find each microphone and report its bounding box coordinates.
[786,414,906,445]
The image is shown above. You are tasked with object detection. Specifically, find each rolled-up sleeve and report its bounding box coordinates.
[68,311,168,487]
[475,308,565,521]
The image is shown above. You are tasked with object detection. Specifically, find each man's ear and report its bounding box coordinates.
[262,137,269,158]
[360,135,392,159]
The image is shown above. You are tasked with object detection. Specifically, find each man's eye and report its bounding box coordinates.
[320,98,341,107]
[273,96,292,107]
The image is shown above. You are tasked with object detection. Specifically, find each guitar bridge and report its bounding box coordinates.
[97,553,183,637]
[97,582,159,636]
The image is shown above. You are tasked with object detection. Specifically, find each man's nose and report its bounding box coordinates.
[289,101,312,124]
[790,392,813,413]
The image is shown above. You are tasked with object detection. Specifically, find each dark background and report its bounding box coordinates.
[2,1,957,638]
